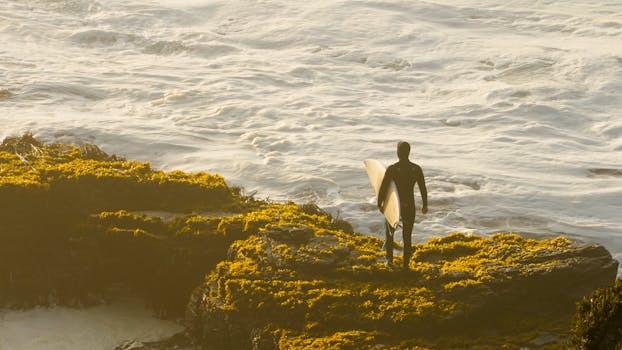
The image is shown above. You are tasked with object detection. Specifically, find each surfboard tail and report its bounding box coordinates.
[364,159,401,229]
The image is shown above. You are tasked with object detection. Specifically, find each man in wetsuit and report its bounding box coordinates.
[377,141,428,269]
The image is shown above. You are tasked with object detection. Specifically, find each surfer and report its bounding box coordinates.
[378,141,428,269]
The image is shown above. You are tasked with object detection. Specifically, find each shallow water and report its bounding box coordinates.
[1,0,621,346]
[0,298,183,350]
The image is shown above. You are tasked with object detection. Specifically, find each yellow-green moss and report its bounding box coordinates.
[194,227,591,349]
[0,134,240,216]
[412,232,573,288]
[1,138,357,314]
[0,135,252,314]
[569,278,622,349]
[278,330,388,350]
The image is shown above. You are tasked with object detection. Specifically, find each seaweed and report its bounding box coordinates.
[189,225,617,349]
[569,278,622,350]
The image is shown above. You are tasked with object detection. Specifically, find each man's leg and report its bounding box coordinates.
[384,220,394,266]
[402,219,414,270]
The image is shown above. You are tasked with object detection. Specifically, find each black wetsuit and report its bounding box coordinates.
[377,159,427,268]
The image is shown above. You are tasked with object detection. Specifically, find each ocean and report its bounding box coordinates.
[1,0,621,348]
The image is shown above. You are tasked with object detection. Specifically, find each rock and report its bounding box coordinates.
[187,229,619,349]
[263,224,314,244]
[569,277,622,349]
[115,340,145,350]
[530,332,562,347]
[0,135,244,312]
[114,333,197,350]
[250,327,279,350]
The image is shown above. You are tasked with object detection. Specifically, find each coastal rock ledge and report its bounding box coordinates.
[125,226,618,350]
[0,135,617,349]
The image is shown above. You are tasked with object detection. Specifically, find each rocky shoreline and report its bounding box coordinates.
[168,227,617,349]
[1,135,620,349]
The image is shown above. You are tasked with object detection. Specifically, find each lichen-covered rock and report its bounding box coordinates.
[0,135,237,312]
[0,134,238,220]
[0,202,350,316]
[0,134,245,312]
[0,136,354,316]
[187,227,618,349]
[569,277,622,350]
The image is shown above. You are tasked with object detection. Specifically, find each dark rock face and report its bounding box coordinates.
[263,224,314,244]
[114,333,197,350]
[183,226,618,349]
[0,210,246,316]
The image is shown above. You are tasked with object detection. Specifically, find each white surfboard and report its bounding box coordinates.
[364,159,400,229]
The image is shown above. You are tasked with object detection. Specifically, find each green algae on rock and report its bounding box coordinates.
[186,227,618,349]
[0,134,237,220]
[0,135,355,316]
[570,277,622,350]
[0,134,241,313]
[87,203,354,316]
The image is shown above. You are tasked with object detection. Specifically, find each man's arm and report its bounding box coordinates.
[416,166,428,214]
[377,166,392,212]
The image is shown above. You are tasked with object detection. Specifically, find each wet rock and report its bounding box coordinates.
[250,327,279,350]
[263,224,313,244]
[187,228,619,349]
[114,333,197,350]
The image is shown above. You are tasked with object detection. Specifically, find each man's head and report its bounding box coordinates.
[397,141,410,161]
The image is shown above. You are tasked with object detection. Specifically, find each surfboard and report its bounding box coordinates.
[364,159,400,229]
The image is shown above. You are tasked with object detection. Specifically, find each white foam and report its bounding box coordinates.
[0,299,183,350]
